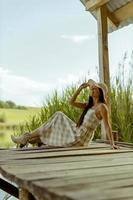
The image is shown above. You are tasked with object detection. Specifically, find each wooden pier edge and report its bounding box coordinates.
[96,139,133,148]
[0,140,133,200]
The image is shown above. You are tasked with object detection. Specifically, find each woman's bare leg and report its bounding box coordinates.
[11,127,42,147]
[28,128,42,144]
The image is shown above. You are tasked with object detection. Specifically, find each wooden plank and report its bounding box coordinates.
[12,143,110,153]
[1,159,133,176]
[1,153,133,170]
[3,149,133,159]
[0,148,133,165]
[0,142,115,160]
[27,185,73,200]
[26,178,133,200]
[107,9,120,27]
[15,169,133,183]
[14,147,120,155]
[16,165,133,185]
[97,4,110,88]
[1,146,133,200]
[1,150,133,166]
[0,154,133,185]
[32,177,133,193]
[1,151,133,177]
[97,139,133,148]
[0,141,132,160]
[1,158,133,184]
[112,1,133,24]
[30,172,133,188]
[1,152,133,171]
[49,187,133,200]
[1,163,133,200]
[76,186,133,200]
[1,170,131,199]
[2,158,133,174]
[85,0,110,11]
[107,1,133,33]
[13,143,112,152]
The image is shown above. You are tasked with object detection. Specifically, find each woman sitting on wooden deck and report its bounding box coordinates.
[11,79,118,149]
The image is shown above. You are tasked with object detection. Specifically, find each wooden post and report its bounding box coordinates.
[97,4,110,87]
[19,188,35,200]
[97,4,110,140]
[112,130,119,141]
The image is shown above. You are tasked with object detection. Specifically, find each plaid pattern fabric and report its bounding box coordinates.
[39,109,100,147]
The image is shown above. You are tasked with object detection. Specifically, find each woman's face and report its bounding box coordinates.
[90,85,100,98]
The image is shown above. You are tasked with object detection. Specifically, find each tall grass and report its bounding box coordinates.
[14,81,90,136]
[111,52,133,142]
[14,53,133,143]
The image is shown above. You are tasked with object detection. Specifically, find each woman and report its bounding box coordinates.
[11,79,119,149]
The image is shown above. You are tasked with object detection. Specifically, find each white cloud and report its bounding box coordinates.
[0,66,53,106]
[61,34,95,44]
[0,67,87,106]
[0,67,98,107]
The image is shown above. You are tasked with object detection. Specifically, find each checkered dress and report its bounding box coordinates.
[39,109,101,147]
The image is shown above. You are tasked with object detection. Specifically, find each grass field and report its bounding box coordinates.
[0,107,41,124]
[0,107,41,147]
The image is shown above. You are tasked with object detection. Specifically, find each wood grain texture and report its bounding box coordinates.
[85,0,109,11]
[0,141,133,200]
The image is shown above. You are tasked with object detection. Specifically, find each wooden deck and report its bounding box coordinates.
[0,141,133,200]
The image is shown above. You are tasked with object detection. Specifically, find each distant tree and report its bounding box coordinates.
[6,100,16,108]
[0,99,27,109]
[16,105,27,110]
[0,112,6,122]
[0,100,5,108]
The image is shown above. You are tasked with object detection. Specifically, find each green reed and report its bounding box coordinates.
[14,80,89,136]
[111,52,133,142]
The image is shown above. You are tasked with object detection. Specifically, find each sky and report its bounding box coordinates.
[0,0,133,106]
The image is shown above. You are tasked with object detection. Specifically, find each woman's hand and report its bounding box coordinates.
[79,83,89,90]
[111,144,120,149]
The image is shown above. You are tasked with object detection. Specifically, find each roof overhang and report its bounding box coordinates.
[80,0,133,33]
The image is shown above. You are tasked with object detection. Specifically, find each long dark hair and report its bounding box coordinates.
[76,88,106,127]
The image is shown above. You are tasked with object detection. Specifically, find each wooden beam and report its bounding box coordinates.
[96,139,133,148]
[113,1,133,23]
[97,5,111,140]
[19,188,35,200]
[107,1,133,32]
[107,9,120,27]
[86,0,110,11]
[97,5,110,87]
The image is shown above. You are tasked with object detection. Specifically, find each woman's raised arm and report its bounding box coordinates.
[69,83,88,109]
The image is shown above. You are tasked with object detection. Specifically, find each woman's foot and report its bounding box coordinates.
[11,132,30,148]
